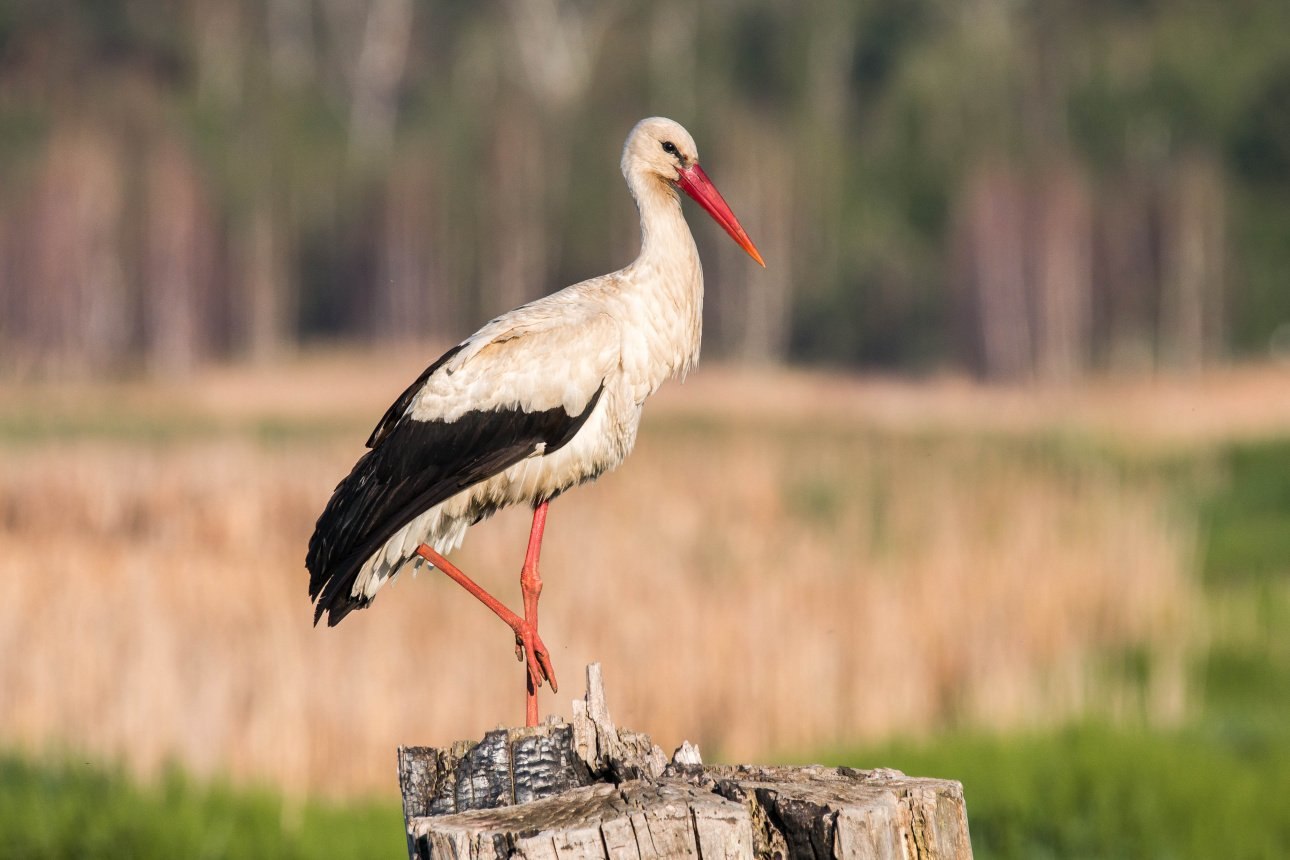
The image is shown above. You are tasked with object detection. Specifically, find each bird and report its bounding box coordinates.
[306,117,764,726]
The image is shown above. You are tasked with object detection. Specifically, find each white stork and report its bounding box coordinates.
[307,117,764,725]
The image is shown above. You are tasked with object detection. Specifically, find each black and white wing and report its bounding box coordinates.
[306,305,617,626]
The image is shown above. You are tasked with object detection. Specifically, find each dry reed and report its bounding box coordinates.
[0,360,1204,796]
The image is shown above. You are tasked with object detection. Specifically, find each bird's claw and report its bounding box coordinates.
[513,625,558,694]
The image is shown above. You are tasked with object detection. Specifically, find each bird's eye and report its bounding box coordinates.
[661,141,679,157]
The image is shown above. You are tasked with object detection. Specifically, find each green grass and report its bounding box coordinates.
[3,434,1287,858]
[831,435,1290,859]
[0,757,403,860]
[1201,439,1290,585]
[842,723,1290,860]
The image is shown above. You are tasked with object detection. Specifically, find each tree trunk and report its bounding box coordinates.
[1160,155,1225,371]
[1034,160,1092,383]
[957,163,1033,381]
[348,0,414,166]
[399,665,972,860]
[143,137,214,377]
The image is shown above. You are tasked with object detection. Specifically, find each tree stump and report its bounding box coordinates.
[399,665,972,859]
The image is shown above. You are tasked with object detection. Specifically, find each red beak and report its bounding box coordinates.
[676,164,766,268]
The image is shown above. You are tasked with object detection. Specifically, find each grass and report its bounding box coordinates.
[844,722,1290,860]
[0,411,1197,792]
[828,431,1290,859]
[2,356,1289,854]
[0,755,402,860]
[1201,439,1290,585]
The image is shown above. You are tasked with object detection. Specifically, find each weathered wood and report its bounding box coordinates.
[399,726,594,813]
[694,764,972,860]
[411,780,755,859]
[570,662,668,782]
[399,665,972,859]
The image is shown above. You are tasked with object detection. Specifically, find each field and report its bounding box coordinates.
[2,352,1289,856]
[850,435,1290,858]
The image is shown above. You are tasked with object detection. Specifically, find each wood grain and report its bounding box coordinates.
[399,665,972,859]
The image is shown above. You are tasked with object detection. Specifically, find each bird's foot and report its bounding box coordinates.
[515,622,557,727]
[414,541,558,726]
[514,624,558,695]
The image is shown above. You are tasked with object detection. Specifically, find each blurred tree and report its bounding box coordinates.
[0,0,1287,377]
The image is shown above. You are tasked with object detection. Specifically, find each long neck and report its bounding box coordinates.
[630,173,697,269]
[619,168,705,387]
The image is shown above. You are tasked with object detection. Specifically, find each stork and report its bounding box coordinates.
[306,117,764,726]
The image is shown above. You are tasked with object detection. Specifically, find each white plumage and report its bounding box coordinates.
[306,116,762,722]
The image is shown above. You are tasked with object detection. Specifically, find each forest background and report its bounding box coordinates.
[2,0,1289,378]
[2,2,1290,858]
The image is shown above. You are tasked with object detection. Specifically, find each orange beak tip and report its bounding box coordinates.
[677,164,767,270]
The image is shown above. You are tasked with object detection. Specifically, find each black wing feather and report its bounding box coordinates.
[366,343,466,449]
[306,378,604,627]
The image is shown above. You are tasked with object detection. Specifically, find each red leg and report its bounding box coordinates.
[519,500,558,724]
[414,501,557,727]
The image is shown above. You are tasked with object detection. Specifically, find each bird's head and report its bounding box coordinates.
[622,117,766,268]
[622,117,699,185]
